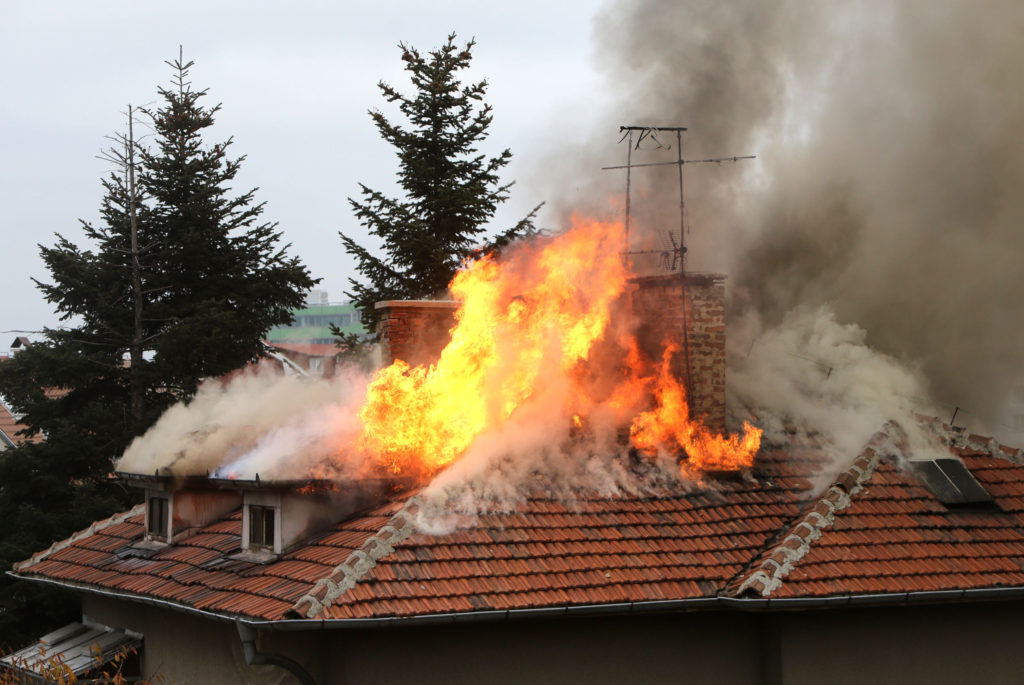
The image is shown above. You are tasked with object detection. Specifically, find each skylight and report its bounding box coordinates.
[909,458,995,507]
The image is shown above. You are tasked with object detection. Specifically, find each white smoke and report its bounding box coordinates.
[726,305,949,487]
[117,366,370,480]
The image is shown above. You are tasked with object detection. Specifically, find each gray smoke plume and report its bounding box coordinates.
[537,0,1024,443]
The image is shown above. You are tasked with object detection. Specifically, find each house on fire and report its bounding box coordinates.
[7,275,1024,684]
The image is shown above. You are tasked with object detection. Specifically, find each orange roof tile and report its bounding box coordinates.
[12,423,1024,622]
[0,398,42,446]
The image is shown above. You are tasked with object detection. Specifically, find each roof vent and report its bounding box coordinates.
[908,458,995,508]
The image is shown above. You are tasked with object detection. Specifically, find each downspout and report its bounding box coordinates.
[236,620,318,685]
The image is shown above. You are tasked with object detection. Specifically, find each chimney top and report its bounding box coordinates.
[376,299,460,368]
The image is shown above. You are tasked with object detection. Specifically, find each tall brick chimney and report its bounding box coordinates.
[375,300,460,368]
[630,273,726,432]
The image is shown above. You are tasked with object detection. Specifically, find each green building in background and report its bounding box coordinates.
[266,291,364,345]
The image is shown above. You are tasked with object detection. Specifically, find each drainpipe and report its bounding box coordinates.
[236,620,317,685]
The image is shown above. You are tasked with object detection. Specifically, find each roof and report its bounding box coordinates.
[12,422,1024,624]
[0,396,41,447]
[0,621,140,678]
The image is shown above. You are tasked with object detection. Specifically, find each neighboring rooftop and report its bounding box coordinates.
[0,396,41,448]
[13,421,1024,625]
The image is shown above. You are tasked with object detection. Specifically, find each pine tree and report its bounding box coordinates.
[0,52,315,649]
[0,121,153,649]
[341,34,540,335]
[141,52,316,393]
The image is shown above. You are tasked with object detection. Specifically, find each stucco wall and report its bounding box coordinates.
[774,602,1024,685]
[81,595,291,685]
[80,595,1024,685]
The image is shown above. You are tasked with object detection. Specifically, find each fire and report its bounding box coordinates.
[354,214,761,478]
[629,343,761,471]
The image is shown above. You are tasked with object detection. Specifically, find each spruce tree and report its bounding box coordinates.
[0,53,314,649]
[141,52,315,392]
[341,34,540,335]
[0,121,154,649]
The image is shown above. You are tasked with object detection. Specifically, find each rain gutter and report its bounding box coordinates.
[13,571,1024,631]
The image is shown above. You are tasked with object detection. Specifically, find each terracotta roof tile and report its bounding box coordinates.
[0,399,43,446]
[14,422,1024,621]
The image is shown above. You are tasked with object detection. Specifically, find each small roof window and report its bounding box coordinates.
[909,458,995,508]
[146,492,170,541]
[248,504,276,551]
[241,492,282,557]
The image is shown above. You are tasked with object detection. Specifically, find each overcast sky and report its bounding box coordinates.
[0,1,612,338]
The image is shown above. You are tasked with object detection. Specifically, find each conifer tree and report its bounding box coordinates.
[341,34,540,335]
[141,52,315,392]
[0,52,314,649]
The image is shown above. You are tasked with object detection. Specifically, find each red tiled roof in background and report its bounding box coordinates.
[0,398,42,447]
[13,424,1024,623]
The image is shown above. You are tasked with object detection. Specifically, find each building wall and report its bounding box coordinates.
[80,595,1024,685]
[81,596,289,685]
[774,602,1024,685]
[267,303,363,345]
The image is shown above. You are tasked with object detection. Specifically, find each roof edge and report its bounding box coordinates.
[13,503,145,572]
[16,570,1024,631]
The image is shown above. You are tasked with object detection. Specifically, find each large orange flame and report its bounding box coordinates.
[354,214,761,478]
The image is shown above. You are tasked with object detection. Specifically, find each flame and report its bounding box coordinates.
[629,343,761,471]
[358,216,627,474]
[353,214,762,478]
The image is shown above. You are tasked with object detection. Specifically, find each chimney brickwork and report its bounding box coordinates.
[375,300,460,368]
[630,273,727,433]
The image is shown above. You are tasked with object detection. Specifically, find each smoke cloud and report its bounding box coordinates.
[117,368,370,480]
[534,0,1023,443]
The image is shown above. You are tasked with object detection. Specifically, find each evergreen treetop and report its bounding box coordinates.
[341,33,540,334]
[141,54,315,393]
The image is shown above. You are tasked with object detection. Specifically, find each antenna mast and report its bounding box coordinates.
[604,125,755,274]
[603,125,755,404]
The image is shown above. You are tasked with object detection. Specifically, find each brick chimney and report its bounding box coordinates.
[375,300,460,367]
[630,273,726,432]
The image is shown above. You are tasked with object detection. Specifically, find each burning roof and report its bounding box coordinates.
[117,215,760,492]
[22,208,1012,628]
[13,424,1024,624]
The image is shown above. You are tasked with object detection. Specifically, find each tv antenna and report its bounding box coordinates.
[602,125,754,404]
[602,125,755,273]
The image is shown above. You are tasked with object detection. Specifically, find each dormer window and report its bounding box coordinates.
[241,491,281,556]
[146,493,170,541]
[248,505,275,550]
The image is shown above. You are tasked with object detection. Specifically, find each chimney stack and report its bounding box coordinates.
[630,274,726,432]
[375,300,460,368]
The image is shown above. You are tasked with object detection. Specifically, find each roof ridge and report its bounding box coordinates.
[290,495,423,619]
[726,445,883,598]
[915,414,1024,464]
[12,503,145,572]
